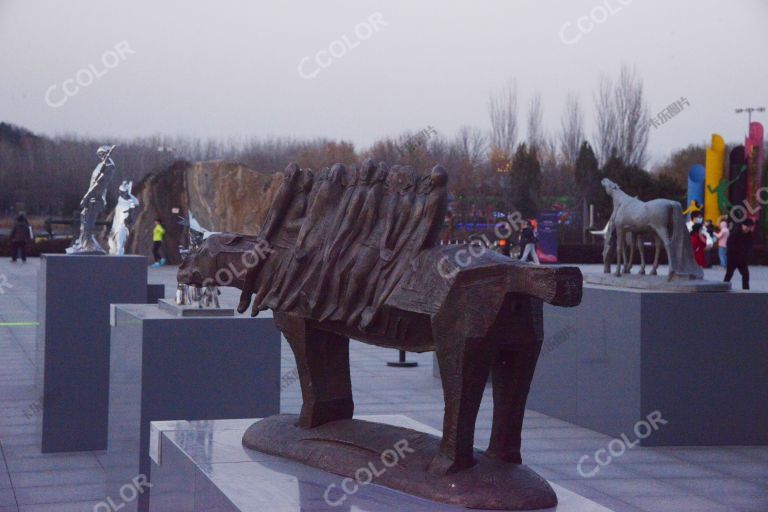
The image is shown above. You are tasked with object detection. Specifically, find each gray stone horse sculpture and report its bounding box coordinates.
[601,178,703,280]
[592,220,664,276]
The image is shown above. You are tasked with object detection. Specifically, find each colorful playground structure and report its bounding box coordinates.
[688,123,766,239]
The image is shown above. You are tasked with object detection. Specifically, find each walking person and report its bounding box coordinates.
[9,214,32,263]
[724,218,754,290]
[715,218,729,268]
[519,220,540,264]
[151,218,166,268]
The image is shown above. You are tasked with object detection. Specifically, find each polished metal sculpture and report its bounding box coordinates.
[67,145,116,255]
[177,161,583,510]
[175,212,221,308]
[174,282,193,306]
[108,180,139,255]
[601,178,703,280]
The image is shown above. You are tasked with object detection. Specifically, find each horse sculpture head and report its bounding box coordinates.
[601,178,620,194]
[178,233,271,290]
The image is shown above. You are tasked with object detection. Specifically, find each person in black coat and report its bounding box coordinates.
[724,218,754,290]
[9,214,32,263]
[704,219,717,268]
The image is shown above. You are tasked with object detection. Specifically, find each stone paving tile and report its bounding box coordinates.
[627,460,726,479]
[672,476,768,497]
[12,483,104,506]
[536,462,647,481]
[728,446,768,461]
[523,426,609,440]
[621,494,733,512]
[574,496,647,512]
[0,489,14,507]
[0,472,10,491]
[582,478,692,500]
[523,438,609,452]
[19,502,100,512]
[2,441,96,460]
[0,437,39,450]
[662,446,764,463]
[707,493,768,512]
[4,456,100,474]
[0,259,767,511]
[9,469,104,489]
[713,461,768,479]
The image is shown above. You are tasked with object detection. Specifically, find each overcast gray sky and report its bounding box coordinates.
[1,0,766,165]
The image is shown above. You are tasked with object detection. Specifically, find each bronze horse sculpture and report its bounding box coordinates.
[178,161,583,510]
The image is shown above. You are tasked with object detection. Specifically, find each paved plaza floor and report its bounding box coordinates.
[0,258,765,511]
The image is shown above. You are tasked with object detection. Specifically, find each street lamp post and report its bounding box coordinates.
[734,107,766,127]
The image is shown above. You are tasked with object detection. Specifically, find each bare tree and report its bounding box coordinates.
[593,75,618,165]
[541,133,576,198]
[592,64,650,167]
[488,80,518,156]
[614,64,650,168]
[559,92,584,166]
[454,125,488,169]
[526,92,545,151]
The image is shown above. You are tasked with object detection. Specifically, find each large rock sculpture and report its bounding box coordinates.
[124,160,282,263]
[178,160,583,510]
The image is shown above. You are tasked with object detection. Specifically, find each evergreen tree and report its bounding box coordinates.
[574,141,601,207]
[596,151,685,221]
[509,143,542,218]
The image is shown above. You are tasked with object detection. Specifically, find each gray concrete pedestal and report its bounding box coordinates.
[36,254,149,453]
[106,304,281,512]
[528,285,768,446]
[147,416,614,512]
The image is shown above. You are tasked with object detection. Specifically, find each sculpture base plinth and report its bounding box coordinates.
[243,414,557,511]
[529,285,768,446]
[386,360,419,367]
[108,304,281,512]
[36,254,148,453]
[583,273,731,292]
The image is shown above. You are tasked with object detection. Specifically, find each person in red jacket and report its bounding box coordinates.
[690,222,707,268]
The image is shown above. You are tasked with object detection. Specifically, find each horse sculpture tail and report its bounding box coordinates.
[667,201,704,280]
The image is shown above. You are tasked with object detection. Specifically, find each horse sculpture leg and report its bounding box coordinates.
[274,312,353,428]
[602,223,613,274]
[486,295,543,464]
[430,309,494,475]
[651,226,674,280]
[615,226,624,277]
[637,235,646,275]
[624,233,634,274]
[651,236,661,275]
